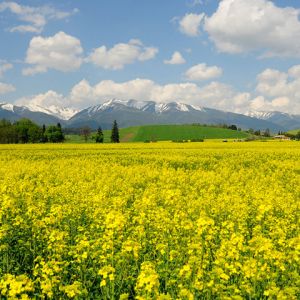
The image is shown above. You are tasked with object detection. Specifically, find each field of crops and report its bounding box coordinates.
[0,142,299,299]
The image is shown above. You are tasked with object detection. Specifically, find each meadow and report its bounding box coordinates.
[65,124,249,143]
[0,142,299,299]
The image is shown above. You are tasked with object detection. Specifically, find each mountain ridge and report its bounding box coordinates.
[1,99,299,131]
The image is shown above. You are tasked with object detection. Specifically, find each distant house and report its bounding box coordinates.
[273,135,291,140]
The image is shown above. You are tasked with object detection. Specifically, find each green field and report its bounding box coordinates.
[65,124,250,143]
[288,129,300,135]
[128,124,249,142]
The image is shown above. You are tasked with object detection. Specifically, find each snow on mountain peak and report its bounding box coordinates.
[85,99,207,115]
[24,103,78,120]
[176,103,189,112]
[190,104,205,112]
[0,102,14,112]
[154,103,169,113]
[47,105,79,120]
[245,111,277,120]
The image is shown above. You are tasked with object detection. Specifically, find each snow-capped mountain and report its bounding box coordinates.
[0,102,63,125]
[2,99,298,131]
[0,102,15,112]
[24,103,78,120]
[68,99,285,131]
[245,111,277,120]
[246,110,300,130]
[84,99,205,115]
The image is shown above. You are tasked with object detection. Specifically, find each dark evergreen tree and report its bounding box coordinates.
[254,129,261,136]
[56,123,64,142]
[228,124,238,130]
[41,124,48,143]
[263,128,271,137]
[111,120,120,143]
[95,126,104,143]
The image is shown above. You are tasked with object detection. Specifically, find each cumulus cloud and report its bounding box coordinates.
[0,82,15,94]
[23,31,84,75]
[0,1,78,33]
[14,64,300,114]
[87,39,158,70]
[0,61,13,78]
[67,75,300,114]
[185,63,222,81]
[16,90,67,108]
[63,78,250,113]
[180,0,300,58]
[164,51,186,65]
[179,13,205,36]
[252,65,300,112]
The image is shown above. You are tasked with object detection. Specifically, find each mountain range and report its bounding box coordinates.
[1,99,300,132]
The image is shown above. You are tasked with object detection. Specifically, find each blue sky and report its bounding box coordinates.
[0,0,300,114]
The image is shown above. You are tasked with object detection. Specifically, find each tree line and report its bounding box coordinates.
[0,118,120,144]
[79,120,120,143]
[0,119,64,144]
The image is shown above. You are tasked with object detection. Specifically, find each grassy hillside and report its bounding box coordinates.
[288,129,300,135]
[65,127,140,143]
[130,125,249,142]
[65,124,249,143]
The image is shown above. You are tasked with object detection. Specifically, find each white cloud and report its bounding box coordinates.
[65,78,250,113]
[252,65,300,113]
[15,90,78,119]
[202,0,300,57]
[0,82,15,94]
[164,51,186,65]
[70,77,299,114]
[23,31,84,75]
[16,90,66,107]
[0,1,78,33]
[87,39,158,70]
[14,64,300,114]
[185,63,222,81]
[69,79,95,105]
[0,61,13,78]
[288,65,300,78]
[179,13,205,36]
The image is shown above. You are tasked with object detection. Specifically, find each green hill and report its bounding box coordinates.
[66,124,250,143]
[288,129,300,135]
[106,124,249,142]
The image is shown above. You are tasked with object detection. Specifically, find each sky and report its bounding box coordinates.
[0,0,300,114]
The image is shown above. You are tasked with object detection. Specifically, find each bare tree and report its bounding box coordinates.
[80,126,92,142]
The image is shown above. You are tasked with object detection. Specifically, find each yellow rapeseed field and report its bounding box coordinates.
[0,142,299,299]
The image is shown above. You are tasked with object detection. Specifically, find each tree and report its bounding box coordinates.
[15,118,42,143]
[95,126,104,143]
[111,120,120,143]
[228,124,238,130]
[263,128,271,137]
[0,119,16,143]
[41,124,48,143]
[80,126,92,142]
[254,129,261,136]
[46,124,64,143]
